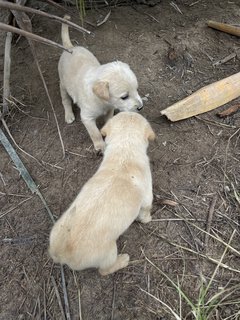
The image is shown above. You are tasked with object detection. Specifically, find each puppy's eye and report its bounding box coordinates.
[121,94,129,100]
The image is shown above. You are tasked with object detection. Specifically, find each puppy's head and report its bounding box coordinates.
[101,112,155,145]
[93,62,143,112]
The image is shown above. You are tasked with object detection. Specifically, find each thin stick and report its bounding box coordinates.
[12,10,66,158]
[213,52,236,67]
[0,196,32,219]
[205,195,217,248]
[173,210,240,258]
[43,281,47,320]
[111,282,116,320]
[205,230,236,295]
[61,265,71,320]
[151,231,240,274]
[32,50,66,158]
[224,128,240,188]
[44,0,95,27]
[0,128,55,223]
[0,23,70,52]
[3,31,12,115]
[97,10,111,27]
[140,288,181,320]
[152,218,206,222]
[0,1,91,34]
[51,276,66,320]
[73,271,82,320]
[1,117,46,168]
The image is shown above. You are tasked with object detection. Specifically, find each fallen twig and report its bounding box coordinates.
[97,10,111,27]
[2,235,36,244]
[172,210,240,258]
[140,287,181,320]
[170,1,183,14]
[51,276,66,320]
[61,265,71,320]
[151,230,240,274]
[223,128,240,188]
[213,52,236,67]
[44,0,95,27]
[0,22,70,52]
[12,9,66,158]
[0,0,91,34]
[0,128,55,223]
[1,116,46,168]
[3,32,12,115]
[208,20,240,37]
[73,271,82,320]
[0,196,33,219]
[156,198,178,207]
[111,282,116,320]
[205,195,217,248]
[12,11,70,316]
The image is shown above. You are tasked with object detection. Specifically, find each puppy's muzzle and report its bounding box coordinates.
[137,105,143,111]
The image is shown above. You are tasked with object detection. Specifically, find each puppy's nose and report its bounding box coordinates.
[136,97,143,111]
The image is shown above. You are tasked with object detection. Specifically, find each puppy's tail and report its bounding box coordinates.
[62,15,74,49]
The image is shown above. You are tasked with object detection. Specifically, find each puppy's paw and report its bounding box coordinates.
[138,210,152,224]
[65,112,75,124]
[99,254,130,276]
[94,140,106,154]
[118,254,130,269]
[140,214,152,224]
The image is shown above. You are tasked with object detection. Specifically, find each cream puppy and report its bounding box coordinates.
[49,112,155,275]
[58,16,143,152]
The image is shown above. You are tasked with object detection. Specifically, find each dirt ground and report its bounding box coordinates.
[1,1,240,319]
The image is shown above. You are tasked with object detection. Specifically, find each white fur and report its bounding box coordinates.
[58,17,143,152]
[48,112,155,276]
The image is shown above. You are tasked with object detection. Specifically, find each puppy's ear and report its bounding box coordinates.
[101,120,111,137]
[93,81,110,101]
[145,123,156,142]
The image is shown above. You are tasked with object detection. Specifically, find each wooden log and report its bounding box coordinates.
[161,72,240,121]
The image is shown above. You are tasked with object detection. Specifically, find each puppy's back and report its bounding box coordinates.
[48,166,144,268]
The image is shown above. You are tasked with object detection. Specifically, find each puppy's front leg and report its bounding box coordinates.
[81,116,105,152]
[60,83,75,124]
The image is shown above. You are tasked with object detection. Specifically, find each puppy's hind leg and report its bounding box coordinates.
[137,183,153,224]
[99,242,129,276]
[137,206,152,224]
[60,83,75,124]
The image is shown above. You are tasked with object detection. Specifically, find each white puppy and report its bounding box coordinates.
[49,112,155,275]
[58,16,143,152]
